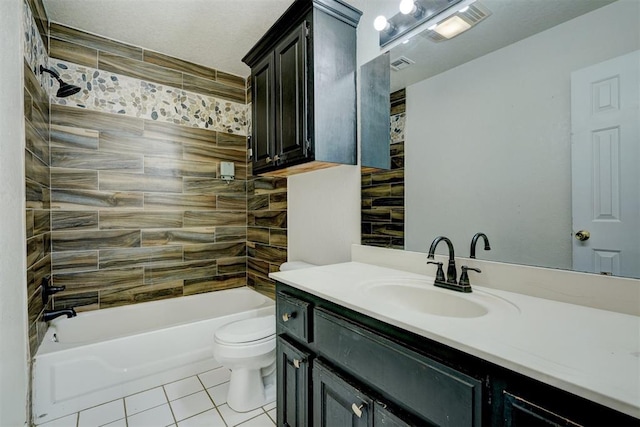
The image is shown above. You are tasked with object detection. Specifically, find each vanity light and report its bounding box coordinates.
[374,15,396,34]
[399,0,424,18]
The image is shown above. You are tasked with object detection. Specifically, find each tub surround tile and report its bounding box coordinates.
[51,147,143,171]
[214,227,247,243]
[50,23,143,61]
[78,399,125,427]
[99,246,183,269]
[183,242,246,262]
[99,132,184,159]
[52,290,99,311]
[51,104,144,136]
[144,157,217,178]
[51,169,99,191]
[51,189,144,210]
[98,211,184,230]
[182,273,245,296]
[51,211,99,231]
[144,260,217,285]
[144,193,217,211]
[216,256,247,274]
[25,120,49,165]
[50,124,100,150]
[182,74,245,104]
[143,51,216,81]
[99,280,183,308]
[247,227,270,245]
[99,51,184,89]
[184,178,246,194]
[141,228,216,246]
[99,172,183,193]
[217,132,247,148]
[125,387,169,416]
[52,251,98,273]
[49,38,98,69]
[53,267,144,292]
[183,211,247,227]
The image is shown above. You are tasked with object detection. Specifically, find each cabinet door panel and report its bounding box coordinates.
[277,336,312,427]
[503,392,583,427]
[313,360,373,427]
[314,308,482,427]
[274,21,308,165]
[252,53,275,172]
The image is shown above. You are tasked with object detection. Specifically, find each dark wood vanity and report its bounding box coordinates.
[275,282,638,427]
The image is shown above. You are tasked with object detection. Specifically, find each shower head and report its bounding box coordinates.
[39,65,81,98]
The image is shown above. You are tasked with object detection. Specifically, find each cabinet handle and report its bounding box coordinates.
[266,156,272,163]
[293,358,305,368]
[282,312,296,322]
[351,403,364,418]
[273,155,280,162]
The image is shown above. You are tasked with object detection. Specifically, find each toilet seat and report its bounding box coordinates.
[215,315,275,345]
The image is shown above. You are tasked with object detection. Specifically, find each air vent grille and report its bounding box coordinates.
[390,56,415,71]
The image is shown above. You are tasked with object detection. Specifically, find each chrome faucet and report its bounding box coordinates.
[427,236,469,292]
[43,308,76,322]
[470,232,491,259]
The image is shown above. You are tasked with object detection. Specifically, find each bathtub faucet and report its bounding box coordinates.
[43,308,77,322]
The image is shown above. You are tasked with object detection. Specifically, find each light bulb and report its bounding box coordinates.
[373,15,389,31]
[399,0,416,15]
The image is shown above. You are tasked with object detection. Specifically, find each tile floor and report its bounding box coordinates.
[36,367,276,427]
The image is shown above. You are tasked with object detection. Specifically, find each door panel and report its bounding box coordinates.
[252,53,275,172]
[274,22,308,164]
[571,50,640,277]
[277,336,312,427]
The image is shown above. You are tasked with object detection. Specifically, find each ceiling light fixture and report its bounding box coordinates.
[425,1,491,42]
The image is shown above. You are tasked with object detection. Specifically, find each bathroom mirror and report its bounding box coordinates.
[364,0,640,279]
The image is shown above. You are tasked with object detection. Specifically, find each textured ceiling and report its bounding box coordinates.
[42,0,299,77]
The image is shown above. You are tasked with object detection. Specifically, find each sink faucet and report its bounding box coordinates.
[43,308,76,322]
[470,232,491,259]
[427,236,468,292]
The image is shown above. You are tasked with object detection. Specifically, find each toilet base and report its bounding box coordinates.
[226,367,276,412]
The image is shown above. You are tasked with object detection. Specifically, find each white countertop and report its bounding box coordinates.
[270,261,640,418]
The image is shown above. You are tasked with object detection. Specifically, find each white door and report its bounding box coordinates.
[571,50,640,277]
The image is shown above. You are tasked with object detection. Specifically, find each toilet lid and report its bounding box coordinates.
[215,315,275,344]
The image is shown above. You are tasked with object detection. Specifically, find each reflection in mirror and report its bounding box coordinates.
[362,0,640,279]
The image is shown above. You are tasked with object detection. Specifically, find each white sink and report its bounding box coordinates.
[358,277,519,318]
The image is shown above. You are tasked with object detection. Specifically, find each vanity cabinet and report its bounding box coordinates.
[242,0,361,175]
[275,283,639,427]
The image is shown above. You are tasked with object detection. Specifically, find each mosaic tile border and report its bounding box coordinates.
[23,0,49,94]
[391,113,405,144]
[22,1,249,136]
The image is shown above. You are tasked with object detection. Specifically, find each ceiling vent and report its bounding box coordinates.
[424,2,492,42]
[390,56,415,71]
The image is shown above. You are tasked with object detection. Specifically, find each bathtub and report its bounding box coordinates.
[32,287,274,424]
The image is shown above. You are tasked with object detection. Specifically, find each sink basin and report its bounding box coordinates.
[358,277,518,318]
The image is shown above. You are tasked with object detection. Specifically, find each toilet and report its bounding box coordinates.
[213,315,276,412]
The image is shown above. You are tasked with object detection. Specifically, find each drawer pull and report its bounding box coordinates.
[351,403,364,418]
[282,312,296,322]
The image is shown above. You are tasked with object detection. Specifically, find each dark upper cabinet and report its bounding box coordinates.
[243,0,362,175]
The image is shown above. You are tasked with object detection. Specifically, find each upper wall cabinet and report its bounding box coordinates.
[242,0,362,176]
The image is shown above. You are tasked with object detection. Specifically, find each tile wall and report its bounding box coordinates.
[24,0,51,357]
[46,25,255,310]
[361,89,406,249]
[21,0,288,337]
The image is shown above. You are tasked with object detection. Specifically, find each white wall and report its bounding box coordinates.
[405,1,640,269]
[286,0,389,265]
[0,0,29,425]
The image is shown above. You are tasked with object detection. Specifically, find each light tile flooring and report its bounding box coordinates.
[36,367,276,427]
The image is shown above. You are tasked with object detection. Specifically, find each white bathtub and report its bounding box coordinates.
[32,287,275,424]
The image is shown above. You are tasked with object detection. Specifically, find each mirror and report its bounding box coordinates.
[363,0,640,279]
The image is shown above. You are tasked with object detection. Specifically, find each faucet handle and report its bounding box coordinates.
[460,266,481,287]
[427,261,445,282]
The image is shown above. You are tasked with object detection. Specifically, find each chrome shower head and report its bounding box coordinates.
[39,65,81,98]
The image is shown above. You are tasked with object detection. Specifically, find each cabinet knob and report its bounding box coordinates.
[351,403,364,418]
[282,312,296,322]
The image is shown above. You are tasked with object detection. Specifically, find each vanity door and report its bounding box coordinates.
[313,360,373,427]
[277,336,312,427]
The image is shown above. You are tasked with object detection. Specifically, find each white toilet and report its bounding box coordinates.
[213,315,276,412]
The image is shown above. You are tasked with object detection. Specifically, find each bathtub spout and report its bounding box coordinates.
[43,308,77,322]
